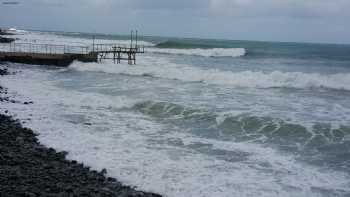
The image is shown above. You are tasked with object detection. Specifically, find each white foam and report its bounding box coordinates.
[70,58,350,91]
[1,65,350,197]
[0,68,138,110]
[148,47,246,57]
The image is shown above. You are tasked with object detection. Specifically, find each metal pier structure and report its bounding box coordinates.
[92,30,144,65]
[93,44,145,65]
[0,31,145,67]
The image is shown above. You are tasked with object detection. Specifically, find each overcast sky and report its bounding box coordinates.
[0,0,349,44]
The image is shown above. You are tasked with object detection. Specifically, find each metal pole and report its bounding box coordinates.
[130,30,133,49]
[92,35,95,52]
[135,30,138,51]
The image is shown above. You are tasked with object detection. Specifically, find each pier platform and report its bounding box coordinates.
[0,42,144,67]
[0,52,98,67]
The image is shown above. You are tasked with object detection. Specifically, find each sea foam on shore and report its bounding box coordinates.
[0,64,161,197]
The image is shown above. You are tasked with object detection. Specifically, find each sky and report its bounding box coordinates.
[0,0,350,44]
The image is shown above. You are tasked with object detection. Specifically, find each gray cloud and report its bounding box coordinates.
[208,0,350,18]
[1,0,349,43]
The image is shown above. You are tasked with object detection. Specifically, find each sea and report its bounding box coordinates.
[1,30,350,197]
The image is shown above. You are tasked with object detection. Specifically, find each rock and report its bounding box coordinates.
[0,68,9,76]
[65,186,74,193]
[107,177,116,182]
[24,191,37,197]
[16,136,25,144]
[0,29,15,35]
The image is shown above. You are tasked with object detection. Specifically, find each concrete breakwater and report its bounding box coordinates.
[0,42,98,66]
[0,51,98,67]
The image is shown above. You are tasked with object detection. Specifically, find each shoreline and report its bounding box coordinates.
[0,63,162,197]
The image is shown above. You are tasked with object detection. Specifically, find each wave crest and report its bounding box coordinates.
[132,100,350,149]
[70,61,350,91]
[148,48,246,57]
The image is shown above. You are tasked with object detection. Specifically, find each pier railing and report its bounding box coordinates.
[0,42,145,55]
[0,43,90,55]
[0,42,146,65]
[93,44,145,53]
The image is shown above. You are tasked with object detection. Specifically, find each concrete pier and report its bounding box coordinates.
[0,41,144,66]
[0,43,98,67]
[0,51,98,67]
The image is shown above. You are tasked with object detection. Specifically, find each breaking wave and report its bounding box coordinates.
[151,40,246,57]
[70,61,350,91]
[3,64,350,196]
[154,40,233,49]
[147,47,246,57]
[132,100,350,170]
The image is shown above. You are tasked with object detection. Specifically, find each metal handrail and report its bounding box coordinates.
[0,42,89,54]
[93,43,145,53]
[0,42,145,55]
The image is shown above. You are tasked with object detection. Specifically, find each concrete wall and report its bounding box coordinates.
[0,52,98,67]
